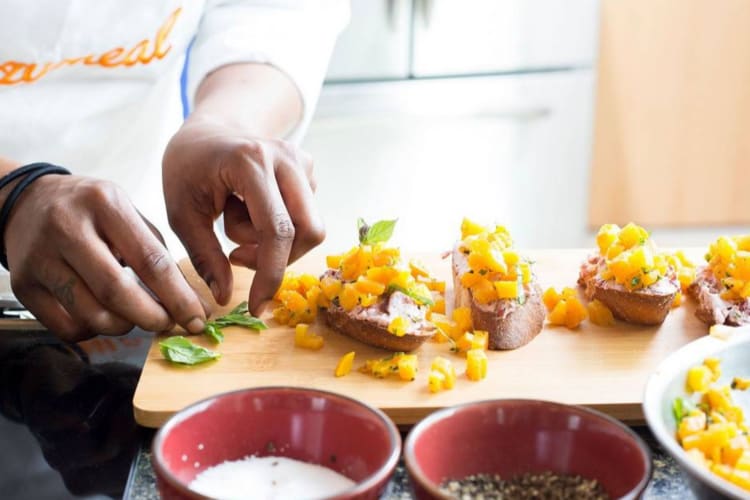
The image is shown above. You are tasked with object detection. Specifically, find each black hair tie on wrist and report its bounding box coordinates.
[0,163,72,270]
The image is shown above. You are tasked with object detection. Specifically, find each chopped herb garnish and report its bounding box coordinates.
[478,269,488,276]
[517,274,527,305]
[357,218,397,245]
[160,336,221,365]
[630,276,641,287]
[672,397,695,423]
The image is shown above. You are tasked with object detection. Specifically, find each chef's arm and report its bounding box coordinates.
[191,63,302,138]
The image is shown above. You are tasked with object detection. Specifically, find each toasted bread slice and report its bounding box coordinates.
[321,290,435,352]
[578,255,677,326]
[452,247,544,350]
[687,267,750,326]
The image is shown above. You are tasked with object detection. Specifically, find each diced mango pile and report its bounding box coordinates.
[359,352,419,381]
[543,287,589,329]
[458,218,532,304]
[704,235,750,301]
[273,273,326,326]
[596,223,673,291]
[675,358,750,491]
[325,244,441,315]
[429,305,489,384]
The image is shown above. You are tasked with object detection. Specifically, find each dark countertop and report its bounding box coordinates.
[0,328,695,500]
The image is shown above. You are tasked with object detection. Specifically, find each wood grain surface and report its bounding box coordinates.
[133,249,708,428]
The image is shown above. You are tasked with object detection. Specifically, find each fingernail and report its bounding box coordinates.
[186,316,205,335]
[210,281,221,301]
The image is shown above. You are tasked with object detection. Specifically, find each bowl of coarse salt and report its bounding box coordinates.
[152,387,401,499]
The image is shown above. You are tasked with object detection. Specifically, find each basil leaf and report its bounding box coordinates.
[160,336,220,365]
[388,283,434,306]
[359,218,397,245]
[229,301,249,315]
[204,324,224,343]
[214,314,268,330]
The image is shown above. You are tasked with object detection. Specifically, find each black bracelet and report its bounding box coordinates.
[0,163,72,270]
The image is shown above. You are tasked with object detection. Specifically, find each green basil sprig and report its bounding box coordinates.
[357,218,397,245]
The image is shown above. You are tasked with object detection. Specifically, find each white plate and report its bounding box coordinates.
[643,326,750,499]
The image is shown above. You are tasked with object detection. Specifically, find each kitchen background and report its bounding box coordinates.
[303,0,749,255]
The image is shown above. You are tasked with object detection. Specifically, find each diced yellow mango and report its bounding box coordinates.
[335,351,355,377]
[279,290,308,313]
[547,300,568,326]
[431,298,446,315]
[326,254,342,269]
[706,387,733,412]
[409,259,430,278]
[704,357,721,381]
[619,222,646,249]
[428,370,447,393]
[565,297,588,329]
[461,217,487,240]
[431,357,456,389]
[466,349,488,381]
[596,224,620,254]
[397,354,418,381]
[687,365,713,393]
[452,307,473,333]
[678,412,707,441]
[461,271,482,288]
[736,450,750,472]
[320,276,343,300]
[455,332,475,353]
[494,280,518,299]
[294,324,324,350]
[339,283,360,311]
[355,276,386,296]
[587,299,615,327]
[542,287,560,311]
[471,330,489,351]
[388,316,409,337]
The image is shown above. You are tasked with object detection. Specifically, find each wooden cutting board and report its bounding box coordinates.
[133,249,707,428]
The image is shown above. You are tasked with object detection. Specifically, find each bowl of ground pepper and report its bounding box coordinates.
[404,399,651,499]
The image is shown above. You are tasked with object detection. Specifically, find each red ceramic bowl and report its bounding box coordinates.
[152,387,401,499]
[404,399,651,500]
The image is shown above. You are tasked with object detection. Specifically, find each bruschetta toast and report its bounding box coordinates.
[319,219,438,352]
[688,235,750,326]
[578,223,682,325]
[451,219,544,350]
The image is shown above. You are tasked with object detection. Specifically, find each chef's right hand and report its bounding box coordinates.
[3,174,207,342]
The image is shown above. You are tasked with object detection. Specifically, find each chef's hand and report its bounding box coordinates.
[163,115,324,313]
[4,174,207,342]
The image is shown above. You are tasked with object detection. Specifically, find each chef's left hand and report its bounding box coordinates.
[162,115,324,314]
